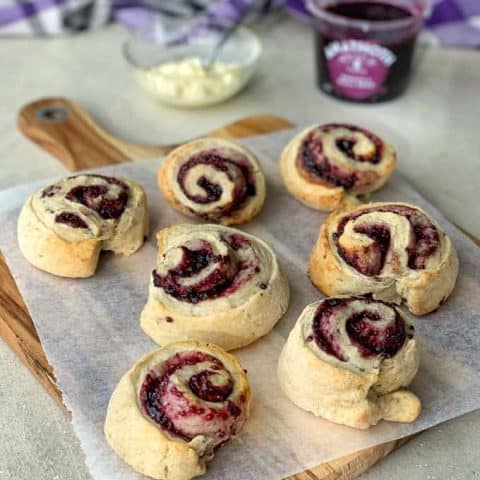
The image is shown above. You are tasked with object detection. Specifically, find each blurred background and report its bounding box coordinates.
[1,0,478,223]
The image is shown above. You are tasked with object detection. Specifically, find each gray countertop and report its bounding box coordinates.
[0,14,479,480]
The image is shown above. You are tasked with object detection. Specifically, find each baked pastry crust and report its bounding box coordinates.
[158,138,266,225]
[17,174,149,278]
[141,224,289,350]
[280,124,396,211]
[105,340,251,480]
[309,202,459,315]
[278,297,421,429]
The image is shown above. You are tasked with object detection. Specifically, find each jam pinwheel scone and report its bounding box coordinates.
[309,202,459,315]
[141,223,289,351]
[278,297,421,429]
[18,174,149,278]
[158,138,266,225]
[105,340,251,480]
[280,124,396,211]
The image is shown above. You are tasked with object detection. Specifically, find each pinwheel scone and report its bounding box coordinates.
[18,174,149,278]
[280,124,396,211]
[309,202,459,315]
[159,138,266,225]
[278,297,421,429]
[105,340,251,480]
[141,224,289,351]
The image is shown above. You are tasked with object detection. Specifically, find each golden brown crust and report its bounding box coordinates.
[141,224,289,351]
[104,340,250,480]
[280,124,396,211]
[18,201,101,278]
[17,176,149,278]
[158,138,266,225]
[309,202,459,315]
[280,135,345,211]
[309,220,348,297]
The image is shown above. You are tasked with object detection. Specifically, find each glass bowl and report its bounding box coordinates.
[123,26,262,108]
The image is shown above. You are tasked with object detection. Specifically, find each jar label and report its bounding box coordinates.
[325,39,396,100]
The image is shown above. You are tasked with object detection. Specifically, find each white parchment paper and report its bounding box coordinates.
[0,129,479,480]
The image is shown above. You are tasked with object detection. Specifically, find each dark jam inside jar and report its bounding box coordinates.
[309,0,423,103]
[328,2,411,21]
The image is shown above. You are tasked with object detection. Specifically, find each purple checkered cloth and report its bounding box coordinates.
[423,0,480,47]
[0,0,479,48]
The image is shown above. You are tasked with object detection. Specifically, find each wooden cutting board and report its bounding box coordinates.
[2,97,476,480]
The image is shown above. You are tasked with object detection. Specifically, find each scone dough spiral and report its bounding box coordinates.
[105,340,251,480]
[309,202,459,315]
[158,138,266,225]
[280,124,396,211]
[278,297,421,429]
[18,174,149,278]
[141,223,289,351]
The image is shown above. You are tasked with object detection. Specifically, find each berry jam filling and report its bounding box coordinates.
[408,220,440,269]
[312,298,348,362]
[196,176,223,202]
[55,212,88,229]
[339,223,391,276]
[153,246,234,303]
[336,138,356,158]
[64,175,129,219]
[297,125,384,189]
[139,351,244,447]
[177,150,256,217]
[224,233,250,251]
[299,134,357,188]
[346,309,406,358]
[334,205,440,275]
[153,234,258,304]
[170,246,218,277]
[189,370,234,402]
[323,125,384,164]
[141,372,186,439]
[312,298,407,360]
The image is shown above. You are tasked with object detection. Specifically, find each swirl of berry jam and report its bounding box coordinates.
[176,150,256,219]
[189,370,234,402]
[334,205,440,276]
[296,124,384,189]
[312,298,348,361]
[64,174,130,220]
[345,308,406,358]
[139,351,246,447]
[55,212,88,229]
[152,233,260,304]
[311,298,408,361]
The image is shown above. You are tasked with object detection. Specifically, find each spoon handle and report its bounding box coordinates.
[203,0,261,68]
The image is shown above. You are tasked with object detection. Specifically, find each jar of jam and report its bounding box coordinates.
[307,0,427,102]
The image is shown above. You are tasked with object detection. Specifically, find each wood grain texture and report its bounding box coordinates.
[17,97,294,170]
[285,437,412,480]
[2,98,474,480]
[0,252,67,413]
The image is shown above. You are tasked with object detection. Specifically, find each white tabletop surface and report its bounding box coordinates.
[0,14,479,480]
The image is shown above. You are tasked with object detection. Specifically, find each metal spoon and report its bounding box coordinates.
[202,0,261,69]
